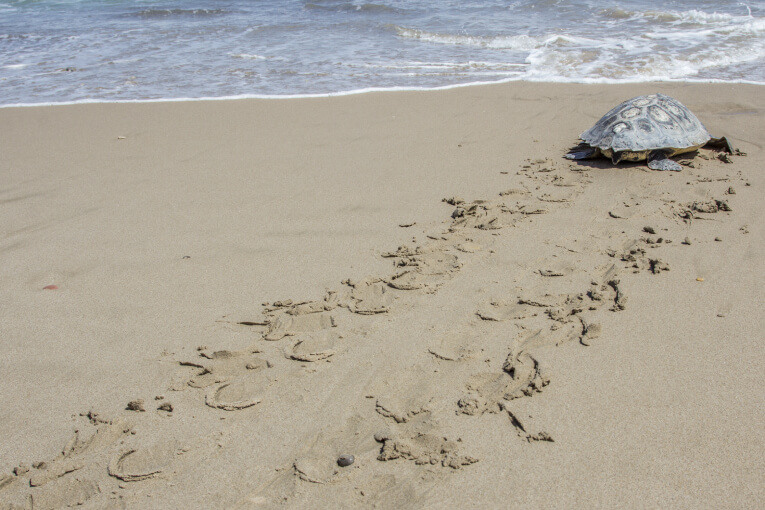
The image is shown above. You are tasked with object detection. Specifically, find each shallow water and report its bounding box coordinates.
[0,0,763,105]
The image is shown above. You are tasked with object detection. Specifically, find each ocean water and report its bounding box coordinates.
[0,0,763,105]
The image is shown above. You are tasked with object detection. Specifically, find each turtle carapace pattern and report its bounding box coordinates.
[565,93,732,171]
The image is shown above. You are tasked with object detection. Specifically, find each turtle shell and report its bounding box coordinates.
[581,94,711,154]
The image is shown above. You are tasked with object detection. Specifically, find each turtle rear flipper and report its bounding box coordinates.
[647,150,682,171]
[565,145,599,160]
[704,136,733,153]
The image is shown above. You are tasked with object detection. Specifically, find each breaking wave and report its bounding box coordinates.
[133,9,228,18]
[0,0,761,105]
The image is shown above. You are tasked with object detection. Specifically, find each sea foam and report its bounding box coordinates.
[0,0,761,105]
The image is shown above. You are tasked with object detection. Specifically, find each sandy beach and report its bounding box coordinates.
[0,81,762,508]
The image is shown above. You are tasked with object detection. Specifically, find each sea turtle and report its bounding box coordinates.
[565,93,731,171]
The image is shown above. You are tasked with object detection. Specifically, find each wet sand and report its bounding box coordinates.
[0,82,762,508]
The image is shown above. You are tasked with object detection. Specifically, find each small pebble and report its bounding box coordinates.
[42,284,58,290]
[337,454,354,467]
[157,402,173,413]
[643,226,656,235]
[682,237,692,245]
[714,237,722,242]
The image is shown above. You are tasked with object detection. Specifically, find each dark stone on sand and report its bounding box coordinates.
[337,454,354,467]
[643,226,656,235]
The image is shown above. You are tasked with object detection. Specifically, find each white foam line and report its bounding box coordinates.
[1,76,763,108]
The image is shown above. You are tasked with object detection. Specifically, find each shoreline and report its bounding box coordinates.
[0,80,762,508]
[1,76,764,109]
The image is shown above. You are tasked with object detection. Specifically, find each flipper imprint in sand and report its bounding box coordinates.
[62,417,134,458]
[107,441,179,482]
[449,200,516,231]
[382,243,463,292]
[30,477,101,510]
[292,456,339,485]
[372,368,441,431]
[1,468,99,510]
[459,241,642,433]
[262,291,339,315]
[285,330,341,362]
[457,351,550,417]
[607,239,670,276]
[291,427,373,486]
[374,431,478,470]
[476,300,536,322]
[342,278,394,315]
[243,414,377,506]
[375,395,432,425]
[369,366,482,471]
[475,275,621,345]
[205,373,269,411]
[475,289,589,331]
[263,312,337,341]
[0,418,133,508]
[181,349,269,389]
[27,460,83,488]
[427,331,477,362]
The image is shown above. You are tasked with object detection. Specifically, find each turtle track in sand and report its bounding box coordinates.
[1,150,748,508]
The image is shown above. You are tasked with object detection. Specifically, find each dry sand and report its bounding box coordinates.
[0,82,762,509]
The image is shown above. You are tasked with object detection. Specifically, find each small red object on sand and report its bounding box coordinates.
[43,284,58,290]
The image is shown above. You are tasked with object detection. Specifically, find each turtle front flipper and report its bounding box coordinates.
[647,150,682,171]
[565,145,599,160]
[704,136,733,153]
